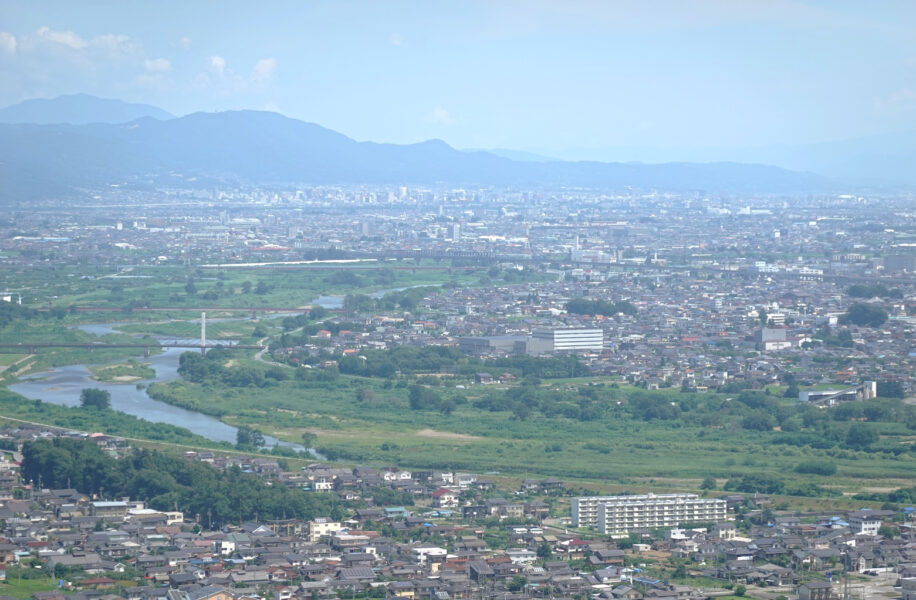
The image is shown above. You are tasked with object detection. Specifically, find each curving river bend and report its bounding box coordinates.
[7,287,426,454]
[8,322,315,455]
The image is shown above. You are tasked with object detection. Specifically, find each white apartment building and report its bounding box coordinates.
[309,518,343,540]
[572,494,728,534]
[847,510,885,536]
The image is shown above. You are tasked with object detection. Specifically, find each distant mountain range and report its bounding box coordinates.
[722,131,916,187]
[0,93,173,125]
[551,130,916,187]
[465,148,558,163]
[0,94,852,201]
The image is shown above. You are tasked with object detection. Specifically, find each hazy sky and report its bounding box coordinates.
[1,1,914,157]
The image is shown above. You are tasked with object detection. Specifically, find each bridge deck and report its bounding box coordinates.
[0,343,263,351]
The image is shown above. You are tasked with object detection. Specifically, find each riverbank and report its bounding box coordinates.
[0,387,228,448]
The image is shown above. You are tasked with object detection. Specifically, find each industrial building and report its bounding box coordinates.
[799,381,876,406]
[754,327,793,351]
[460,328,604,357]
[530,328,604,352]
[884,254,916,273]
[458,335,528,355]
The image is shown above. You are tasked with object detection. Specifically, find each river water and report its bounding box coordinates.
[8,322,315,455]
[6,288,429,454]
[9,347,241,443]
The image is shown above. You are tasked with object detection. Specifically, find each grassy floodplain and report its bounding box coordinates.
[146,362,916,505]
[2,261,502,311]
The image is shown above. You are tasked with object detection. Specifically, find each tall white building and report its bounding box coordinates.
[572,493,728,534]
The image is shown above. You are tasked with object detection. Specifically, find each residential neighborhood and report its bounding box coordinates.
[0,426,911,600]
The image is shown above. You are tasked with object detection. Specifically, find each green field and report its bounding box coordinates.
[0,354,27,366]
[1,262,513,312]
[144,364,916,505]
[0,577,65,599]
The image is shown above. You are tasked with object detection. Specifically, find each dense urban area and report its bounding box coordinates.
[0,185,913,600]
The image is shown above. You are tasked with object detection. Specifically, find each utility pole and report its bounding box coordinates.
[201,311,206,355]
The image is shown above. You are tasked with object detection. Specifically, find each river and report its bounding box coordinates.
[8,322,317,456]
[6,288,430,453]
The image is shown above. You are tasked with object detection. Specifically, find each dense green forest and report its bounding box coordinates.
[21,438,340,525]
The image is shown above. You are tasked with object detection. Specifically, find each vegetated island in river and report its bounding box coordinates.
[89,359,156,383]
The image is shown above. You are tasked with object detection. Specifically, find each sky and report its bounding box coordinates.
[0,0,914,159]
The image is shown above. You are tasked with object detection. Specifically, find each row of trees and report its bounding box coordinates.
[724,473,838,497]
[0,300,69,326]
[182,277,270,298]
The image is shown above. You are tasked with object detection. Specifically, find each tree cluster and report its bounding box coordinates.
[0,301,66,326]
[838,303,888,327]
[79,388,111,410]
[178,349,289,388]
[236,426,266,450]
[21,438,339,526]
[332,346,590,380]
[566,298,637,317]
[847,284,902,299]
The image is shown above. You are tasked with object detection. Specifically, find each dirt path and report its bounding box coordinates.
[416,428,482,441]
[0,354,34,375]
[253,336,293,368]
